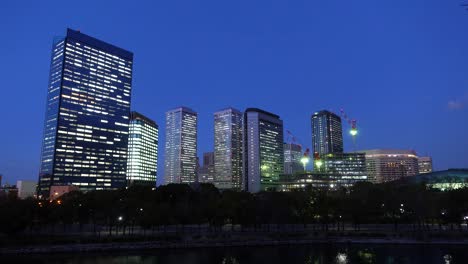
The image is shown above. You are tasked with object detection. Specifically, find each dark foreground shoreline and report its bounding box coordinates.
[2,236,468,255]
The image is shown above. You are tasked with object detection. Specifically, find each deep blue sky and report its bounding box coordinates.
[1,0,467,185]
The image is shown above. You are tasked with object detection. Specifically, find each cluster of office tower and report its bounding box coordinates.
[37,29,432,198]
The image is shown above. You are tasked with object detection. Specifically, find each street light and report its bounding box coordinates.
[315,159,323,171]
[300,156,310,171]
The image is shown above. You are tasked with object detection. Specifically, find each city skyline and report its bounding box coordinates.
[1,1,468,185]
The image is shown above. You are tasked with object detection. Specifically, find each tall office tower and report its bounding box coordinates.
[198,152,215,183]
[164,107,198,184]
[360,149,419,183]
[243,108,284,193]
[311,110,343,157]
[126,112,158,186]
[284,143,303,175]
[38,29,133,197]
[418,156,433,174]
[214,108,243,190]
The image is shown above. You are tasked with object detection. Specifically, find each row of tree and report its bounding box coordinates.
[1,182,468,236]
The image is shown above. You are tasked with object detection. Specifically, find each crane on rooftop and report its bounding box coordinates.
[340,108,358,151]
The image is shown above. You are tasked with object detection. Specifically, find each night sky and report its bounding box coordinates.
[1,0,467,185]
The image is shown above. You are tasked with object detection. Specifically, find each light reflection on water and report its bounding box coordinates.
[3,244,467,264]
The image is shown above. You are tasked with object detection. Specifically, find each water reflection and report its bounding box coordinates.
[3,244,467,264]
[444,254,452,264]
[335,252,348,264]
[222,256,240,264]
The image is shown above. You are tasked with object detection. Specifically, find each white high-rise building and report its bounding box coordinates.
[164,107,198,184]
[284,143,303,175]
[126,112,158,186]
[214,108,243,190]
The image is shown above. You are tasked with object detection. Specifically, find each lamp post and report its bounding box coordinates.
[300,156,310,172]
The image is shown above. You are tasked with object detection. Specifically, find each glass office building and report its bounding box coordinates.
[214,108,243,190]
[284,143,303,175]
[164,107,198,184]
[311,110,343,157]
[38,29,133,197]
[321,152,368,186]
[243,108,284,193]
[126,112,158,186]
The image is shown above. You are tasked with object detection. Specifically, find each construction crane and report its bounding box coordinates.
[286,130,311,171]
[340,108,358,150]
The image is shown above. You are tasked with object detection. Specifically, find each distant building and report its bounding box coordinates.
[49,185,80,199]
[198,152,215,183]
[164,107,198,184]
[320,152,368,184]
[311,110,343,157]
[214,108,243,190]
[360,149,419,183]
[418,156,433,174]
[399,169,468,191]
[0,185,18,199]
[284,143,303,175]
[126,112,158,186]
[278,172,341,192]
[243,108,284,192]
[38,29,133,197]
[17,180,37,199]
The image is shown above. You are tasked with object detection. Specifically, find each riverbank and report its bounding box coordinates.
[2,234,468,255]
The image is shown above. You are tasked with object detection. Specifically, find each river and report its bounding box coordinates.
[3,243,467,263]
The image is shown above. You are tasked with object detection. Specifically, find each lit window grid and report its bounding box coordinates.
[164,108,197,184]
[214,108,243,189]
[127,119,158,184]
[38,30,133,195]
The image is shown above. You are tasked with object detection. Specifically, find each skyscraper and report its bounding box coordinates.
[164,107,198,184]
[311,110,343,157]
[38,29,133,197]
[283,143,303,175]
[126,112,158,186]
[214,108,243,190]
[243,108,284,193]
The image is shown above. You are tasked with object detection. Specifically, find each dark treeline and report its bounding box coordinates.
[1,182,468,236]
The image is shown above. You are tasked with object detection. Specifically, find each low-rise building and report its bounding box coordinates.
[418,156,433,174]
[49,185,79,200]
[360,149,419,183]
[17,180,36,199]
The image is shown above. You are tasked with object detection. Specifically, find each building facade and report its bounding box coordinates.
[243,108,284,193]
[311,110,343,157]
[198,152,215,183]
[38,29,133,197]
[418,156,433,174]
[214,108,243,190]
[126,112,158,186]
[321,152,368,185]
[17,180,37,199]
[361,149,419,183]
[284,143,303,175]
[164,107,198,184]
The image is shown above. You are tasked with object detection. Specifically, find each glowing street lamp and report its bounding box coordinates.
[315,159,323,171]
[300,156,310,171]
